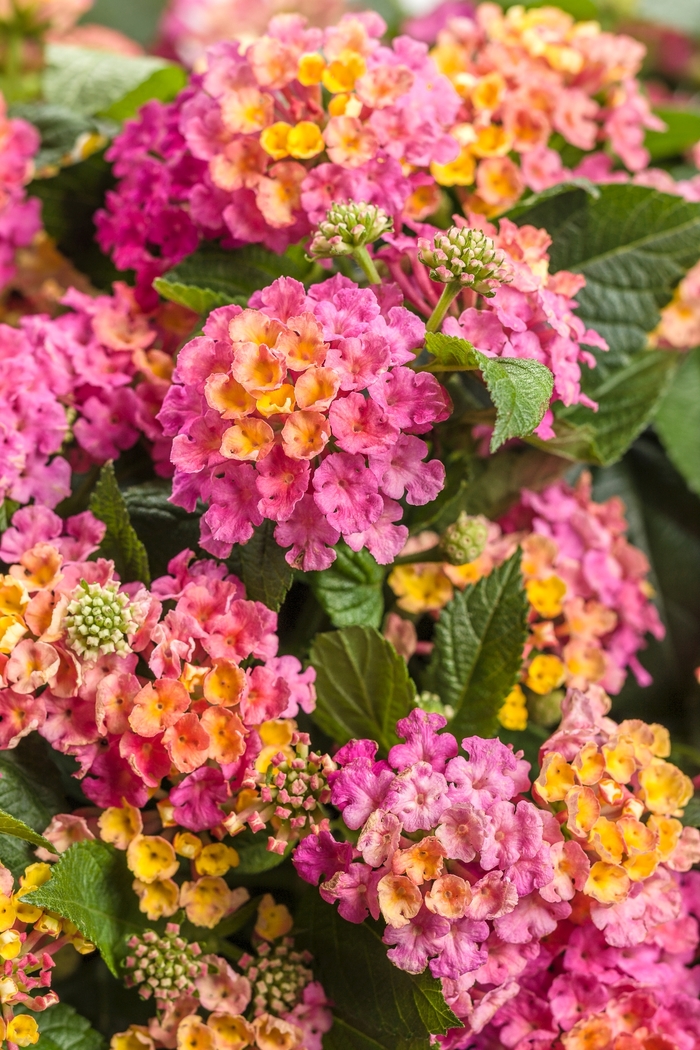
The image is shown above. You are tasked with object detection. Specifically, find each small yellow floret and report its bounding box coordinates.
[287,122,325,160]
[126,835,179,884]
[497,684,528,731]
[7,1015,39,1047]
[255,893,293,941]
[526,576,567,619]
[195,843,240,878]
[526,654,566,695]
[260,122,292,161]
[297,53,325,86]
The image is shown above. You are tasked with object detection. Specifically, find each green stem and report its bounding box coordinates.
[392,545,445,566]
[426,284,461,334]
[353,246,382,285]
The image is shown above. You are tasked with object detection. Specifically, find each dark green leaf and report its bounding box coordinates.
[505,178,600,221]
[296,893,460,1050]
[21,1002,105,1050]
[427,551,528,738]
[232,829,291,875]
[9,102,116,174]
[307,544,385,629]
[645,107,700,162]
[654,347,700,496]
[0,811,55,853]
[90,462,151,586]
[160,242,322,303]
[309,626,416,753]
[81,0,166,48]
[227,520,293,611]
[534,350,680,466]
[122,481,203,579]
[152,276,241,315]
[681,795,700,828]
[0,739,64,876]
[25,840,146,976]
[43,45,185,120]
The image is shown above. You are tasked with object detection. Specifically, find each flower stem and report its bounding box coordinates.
[353,246,382,285]
[426,284,460,333]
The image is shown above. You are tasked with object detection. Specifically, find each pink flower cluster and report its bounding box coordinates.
[459,869,700,1048]
[0,509,316,832]
[0,282,187,506]
[97,11,463,299]
[294,709,576,1035]
[0,94,41,290]
[381,214,608,424]
[158,274,451,570]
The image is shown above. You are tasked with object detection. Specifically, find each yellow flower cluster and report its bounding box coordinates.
[98,803,247,926]
[535,718,696,905]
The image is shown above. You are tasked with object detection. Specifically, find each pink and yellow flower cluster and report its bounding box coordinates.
[159,275,450,569]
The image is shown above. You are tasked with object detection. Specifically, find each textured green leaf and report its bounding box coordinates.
[90,462,151,586]
[309,626,416,753]
[152,276,241,315]
[43,46,185,120]
[25,840,146,976]
[645,107,700,162]
[0,740,64,877]
[9,102,116,174]
[534,350,680,466]
[308,544,385,628]
[424,332,478,370]
[227,521,293,611]
[427,551,528,738]
[0,811,55,853]
[296,893,460,1050]
[122,481,202,580]
[21,1002,105,1050]
[654,347,700,496]
[505,178,600,221]
[514,185,700,371]
[160,243,321,303]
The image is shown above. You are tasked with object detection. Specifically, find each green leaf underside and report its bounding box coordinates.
[15,1002,105,1050]
[424,333,553,449]
[296,894,460,1050]
[159,243,321,304]
[427,550,528,738]
[152,277,241,315]
[44,46,185,121]
[654,347,700,496]
[309,626,416,754]
[532,350,680,466]
[25,840,146,976]
[227,520,293,611]
[0,810,55,853]
[90,462,151,586]
[308,544,385,628]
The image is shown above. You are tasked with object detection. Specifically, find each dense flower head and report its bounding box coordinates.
[388,473,663,700]
[427,2,662,210]
[158,275,450,570]
[308,201,392,258]
[381,213,607,422]
[417,226,509,294]
[97,12,465,295]
[124,926,206,1001]
[0,94,41,292]
[0,517,317,848]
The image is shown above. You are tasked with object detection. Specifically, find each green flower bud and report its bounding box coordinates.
[63,579,136,661]
[440,512,489,565]
[308,201,393,258]
[415,691,454,721]
[418,227,509,297]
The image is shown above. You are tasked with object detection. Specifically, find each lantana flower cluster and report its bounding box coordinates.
[0,861,95,1049]
[96,10,465,300]
[158,275,451,569]
[426,3,663,211]
[0,95,41,292]
[381,214,608,421]
[0,282,190,507]
[0,509,318,846]
[113,898,332,1050]
[294,700,697,1040]
[388,473,664,703]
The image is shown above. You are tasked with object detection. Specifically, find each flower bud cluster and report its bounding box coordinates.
[418,228,509,296]
[64,580,136,661]
[439,513,489,566]
[240,939,314,1017]
[308,203,392,259]
[124,926,205,1001]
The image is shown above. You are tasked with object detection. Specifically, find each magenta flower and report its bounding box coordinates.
[169,766,229,831]
[383,907,450,974]
[384,761,450,832]
[388,708,458,774]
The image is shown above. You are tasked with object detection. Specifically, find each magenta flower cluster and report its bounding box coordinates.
[158,275,451,570]
[293,709,579,1036]
[0,95,41,288]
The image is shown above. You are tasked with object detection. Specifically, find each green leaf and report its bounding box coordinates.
[122,481,203,580]
[90,462,151,586]
[0,739,64,877]
[307,544,385,628]
[0,811,55,854]
[424,333,553,449]
[309,626,416,753]
[681,795,700,828]
[533,350,680,466]
[20,1002,105,1050]
[9,102,116,175]
[654,347,700,496]
[153,276,241,316]
[227,520,293,611]
[505,177,600,221]
[232,829,291,875]
[296,893,460,1050]
[25,840,146,976]
[514,185,700,372]
[43,45,186,121]
[645,107,700,162]
[159,242,322,303]
[427,551,528,738]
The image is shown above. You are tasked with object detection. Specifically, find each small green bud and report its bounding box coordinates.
[418,227,509,297]
[63,579,137,661]
[415,691,454,721]
[440,512,489,565]
[308,201,393,258]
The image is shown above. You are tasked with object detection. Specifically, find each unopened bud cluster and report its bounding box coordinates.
[63,579,136,661]
[309,202,393,258]
[240,939,313,1016]
[418,227,510,296]
[262,734,336,853]
[440,512,489,565]
[124,925,204,1002]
